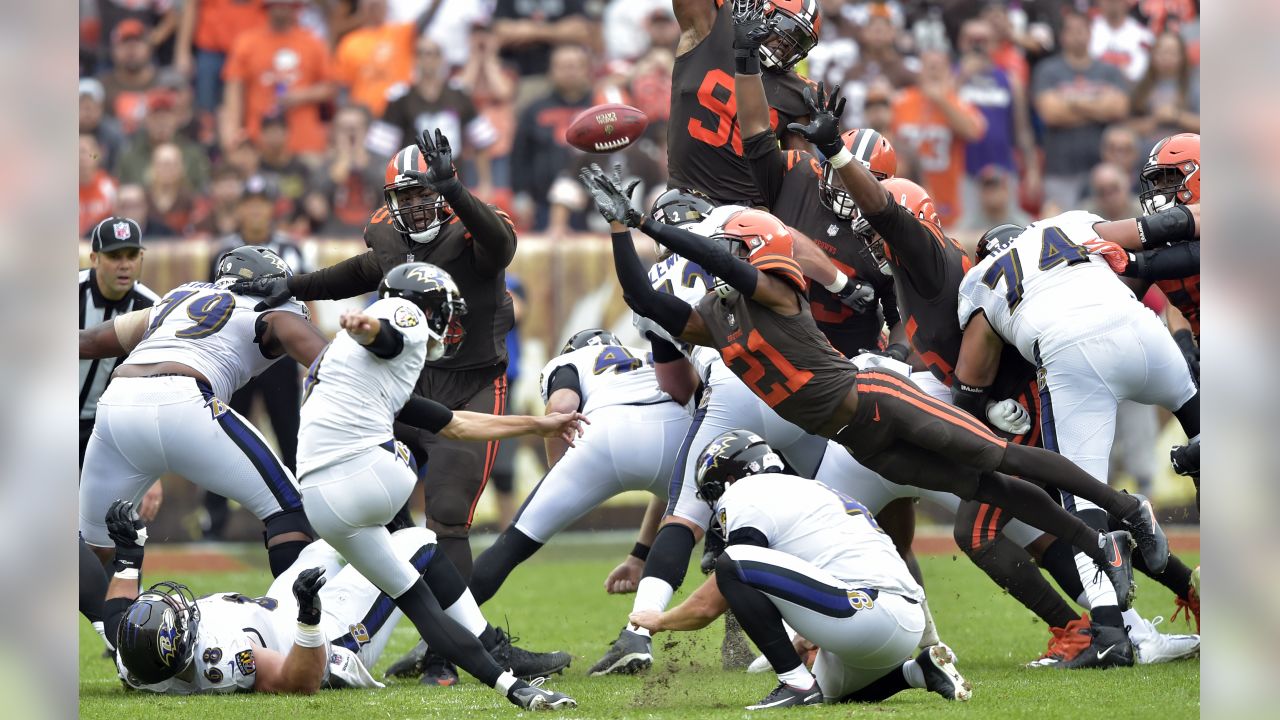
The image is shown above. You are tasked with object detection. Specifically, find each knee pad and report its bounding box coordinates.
[263,508,314,544]
[425,490,477,531]
[426,515,471,539]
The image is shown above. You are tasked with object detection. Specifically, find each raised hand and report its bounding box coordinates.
[228,276,292,312]
[578,163,643,227]
[787,82,847,157]
[292,567,327,626]
[106,499,147,574]
[732,0,769,52]
[405,128,456,188]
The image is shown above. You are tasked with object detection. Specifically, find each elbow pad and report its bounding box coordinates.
[1137,204,1196,249]
[398,396,454,434]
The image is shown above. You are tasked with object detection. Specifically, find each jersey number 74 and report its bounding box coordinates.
[980,226,1089,312]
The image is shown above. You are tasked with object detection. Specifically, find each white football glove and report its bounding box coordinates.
[986,398,1031,436]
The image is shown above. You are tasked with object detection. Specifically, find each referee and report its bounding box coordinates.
[79,216,160,654]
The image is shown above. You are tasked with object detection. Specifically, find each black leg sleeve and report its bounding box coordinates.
[1173,390,1199,438]
[714,553,803,674]
[469,527,544,606]
[393,579,504,687]
[1039,538,1087,603]
[973,471,1108,566]
[966,533,1080,629]
[837,664,913,703]
[639,524,697,590]
[79,536,108,624]
[998,444,1139,519]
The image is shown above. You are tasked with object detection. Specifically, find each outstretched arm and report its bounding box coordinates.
[1095,203,1200,252]
[80,309,151,359]
[629,574,729,632]
[952,311,1004,416]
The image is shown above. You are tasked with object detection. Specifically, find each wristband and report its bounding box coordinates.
[827,146,854,169]
[630,542,651,561]
[295,623,326,648]
[823,269,849,293]
[735,51,760,75]
[952,382,989,417]
[114,568,140,581]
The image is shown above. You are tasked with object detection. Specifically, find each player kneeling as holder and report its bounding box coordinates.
[294,262,586,710]
[629,430,971,710]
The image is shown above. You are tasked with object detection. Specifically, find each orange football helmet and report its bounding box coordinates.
[761,0,822,71]
[819,128,897,219]
[1139,133,1200,216]
[384,146,453,242]
[711,209,807,293]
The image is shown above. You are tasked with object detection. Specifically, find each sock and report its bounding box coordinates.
[92,621,110,651]
[715,554,802,675]
[1039,538,1087,607]
[440,590,490,638]
[437,536,474,582]
[968,535,1080,629]
[919,598,941,647]
[840,663,912,702]
[266,540,309,577]
[392,579,504,686]
[495,671,518,697]
[778,664,815,690]
[902,658,925,689]
[79,537,108,624]
[1122,608,1143,633]
[999,445,1140,519]
[628,577,675,636]
[469,527,544,606]
[972,472,1110,565]
[1173,392,1199,437]
[1071,508,1120,627]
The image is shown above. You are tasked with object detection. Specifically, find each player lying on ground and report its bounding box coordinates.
[630,429,971,709]
[78,246,326,577]
[105,501,567,695]
[582,164,1163,612]
[294,261,584,709]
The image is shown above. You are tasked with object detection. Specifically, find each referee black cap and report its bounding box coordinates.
[91,217,144,253]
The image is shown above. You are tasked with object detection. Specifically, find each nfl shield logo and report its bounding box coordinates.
[113,221,132,240]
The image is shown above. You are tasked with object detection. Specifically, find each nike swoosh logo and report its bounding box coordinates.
[1109,537,1124,567]
[1096,644,1117,660]
[873,403,880,422]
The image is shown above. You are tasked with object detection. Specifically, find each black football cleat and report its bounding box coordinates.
[745,681,823,710]
[916,644,972,701]
[418,652,459,687]
[1057,623,1134,669]
[1121,492,1169,574]
[488,627,572,680]
[508,677,577,710]
[383,639,428,679]
[1097,530,1137,611]
[587,627,652,676]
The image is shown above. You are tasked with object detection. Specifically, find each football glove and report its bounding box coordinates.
[1082,238,1133,274]
[106,499,147,574]
[579,163,643,227]
[404,128,457,189]
[292,567,327,626]
[986,398,1032,436]
[787,82,846,157]
[834,276,876,314]
[228,275,293,312]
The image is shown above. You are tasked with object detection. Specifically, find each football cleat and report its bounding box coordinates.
[1057,623,1134,669]
[1121,492,1169,575]
[508,677,577,710]
[1026,614,1092,668]
[1098,530,1137,611]
[746,681,823,710]
[747,654,772,674]
[917,644,972,701]
[587,627,652,676]
[1129,616,1200,664]
[418,652,459,687]
[489,627,572,679]
[1172,583,1201,633]
[383,639,428,679]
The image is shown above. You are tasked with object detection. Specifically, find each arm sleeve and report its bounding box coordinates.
[611,230,695,337]
[648,334,685,363]
[1125,241,1199,281]
[639,218,758,296]
[397,395,455,433]
[725,526,770,548]
[436,178,517,276]
[878,278,902,329]
[364,323,405,359]
[862,199,949,299]
[287,250,383,301]
[545,365,584,412]
[741,129,790,209]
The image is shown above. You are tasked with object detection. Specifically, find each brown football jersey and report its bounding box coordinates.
[695,288,857,435]
[667,0,812,205]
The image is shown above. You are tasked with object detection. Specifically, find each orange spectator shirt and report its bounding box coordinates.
[891,89,986,229]
[80,171,117,235]
[224,26,332,154]
[333,23,417,117]
[195,0,268,53]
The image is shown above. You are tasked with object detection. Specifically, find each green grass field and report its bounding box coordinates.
[79,537,1199,719]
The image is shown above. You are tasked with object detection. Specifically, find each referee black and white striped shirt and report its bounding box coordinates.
[79,268,160,420]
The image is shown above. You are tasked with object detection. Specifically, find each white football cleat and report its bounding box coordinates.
[1129,616,1200,664]
[747,654,771,674]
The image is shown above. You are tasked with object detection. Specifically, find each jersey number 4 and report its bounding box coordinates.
[145,289,236,340]
[980,227,1089,312]
[593,346,647,375]
[688,69,779,155]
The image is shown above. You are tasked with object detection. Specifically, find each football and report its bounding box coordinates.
[565,103,649,153]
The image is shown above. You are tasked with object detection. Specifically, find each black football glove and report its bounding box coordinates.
[834,277,876,314]
[106,499,147,574]
[404,128,457,190]
[228,275,293,312]
[1173,328,1199,382]
[732,0,769,73]
[857,343,911,363]
[292,567,327,626]
[579,163,643,227]
[787,82,846,157]
[1170,436,1200,478]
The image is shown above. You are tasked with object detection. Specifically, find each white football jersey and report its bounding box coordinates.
[638,253,721,381]
[717,473,924,601]
[957,211,1141,361]
[538,344,671,415]
[118,593,288,695]
[123,282,309,401]
[297,297,431,478]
